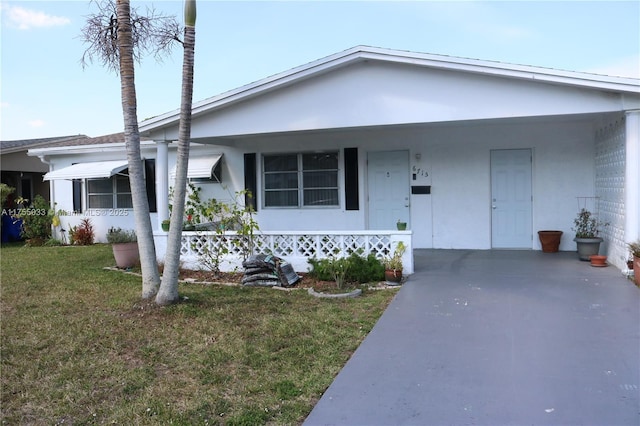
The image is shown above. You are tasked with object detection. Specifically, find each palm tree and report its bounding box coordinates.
[156,0,197,305]
[81,0,180,299]
[115,0,161,298]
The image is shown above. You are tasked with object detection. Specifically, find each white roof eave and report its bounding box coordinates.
[27,140,157,157]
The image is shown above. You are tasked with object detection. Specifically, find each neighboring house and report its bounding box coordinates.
[1,135,88,241]
[1,135,88,206]
[31,46,640,273]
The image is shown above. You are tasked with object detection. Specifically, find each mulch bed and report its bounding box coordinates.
[109,266,400,292]
[178,269,345,290]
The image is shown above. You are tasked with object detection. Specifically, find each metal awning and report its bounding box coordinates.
[43,160,129,181]
[170,154,223,180]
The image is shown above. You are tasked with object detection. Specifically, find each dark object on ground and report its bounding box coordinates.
[242,254,301,287]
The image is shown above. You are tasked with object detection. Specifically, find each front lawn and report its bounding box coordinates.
[0,244,396,425]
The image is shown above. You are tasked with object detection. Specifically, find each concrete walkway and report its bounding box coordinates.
[304,250,640,426]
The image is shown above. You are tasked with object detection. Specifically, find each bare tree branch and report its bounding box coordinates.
[80,0,182,73]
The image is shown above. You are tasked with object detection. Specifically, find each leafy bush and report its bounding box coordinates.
[183,186,259,275]
[15,195,52,245]
[348,252,385,282]
[0,183,15,208]
[308,257,334,281]
[69,218,95,245]
[44,237,63,247]
[106,227,136,244]
[308,252,384,285]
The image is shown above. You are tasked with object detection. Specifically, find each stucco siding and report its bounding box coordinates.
[41,118,612,254]
[48,151,154,243]
[426,119,595,250]
[232,117,597,250]
[158,61,628,141]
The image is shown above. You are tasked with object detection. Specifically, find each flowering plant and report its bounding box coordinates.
[572,209,607,238]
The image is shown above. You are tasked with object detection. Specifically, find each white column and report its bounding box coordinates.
[625,110,640,244]
[156,140,170,226]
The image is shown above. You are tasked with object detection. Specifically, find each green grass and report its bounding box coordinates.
[0,243,397,425]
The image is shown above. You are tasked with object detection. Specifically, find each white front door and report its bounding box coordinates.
[491,149,532,248]
[368,150,410,230]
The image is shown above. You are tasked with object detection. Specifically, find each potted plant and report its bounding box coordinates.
[161,219,170,232]
[628,241,640,286]
[396,219,407,231]
[538,230,563,253]
[572,208,606,261]
[383,241,406,285]
[107,227,139,268]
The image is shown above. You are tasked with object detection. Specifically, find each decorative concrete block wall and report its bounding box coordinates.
[595,115,627,269]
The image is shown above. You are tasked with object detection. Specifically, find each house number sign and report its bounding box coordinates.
[412,165,429,177]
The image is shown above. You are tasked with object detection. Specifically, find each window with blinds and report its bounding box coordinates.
[263,152,339,208]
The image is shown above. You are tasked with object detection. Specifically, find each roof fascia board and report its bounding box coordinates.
[359,48,640,92]
[27,140,157,157]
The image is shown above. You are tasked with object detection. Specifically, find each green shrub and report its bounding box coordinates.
[308,252,384,284]
[347,252,385,282]
[44,237,63,247]
[307,257,334,281]
[106,227,136,244]
[0,183,15,208]
[15,195,52,244]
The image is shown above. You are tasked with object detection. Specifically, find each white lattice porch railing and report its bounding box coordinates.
[154,230,413,274]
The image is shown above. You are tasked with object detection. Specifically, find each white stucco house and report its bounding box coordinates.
[30,46,640,273]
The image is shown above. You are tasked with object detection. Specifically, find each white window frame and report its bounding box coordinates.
[86,173,132,209]
[262,151,340,209]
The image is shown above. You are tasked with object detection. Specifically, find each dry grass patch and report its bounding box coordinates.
[1,243,396,425]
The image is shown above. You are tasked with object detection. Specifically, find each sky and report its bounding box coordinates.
[1,0,639,141]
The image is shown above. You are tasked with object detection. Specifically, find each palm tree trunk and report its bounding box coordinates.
[116,0,161,299]
[156,0,196,305]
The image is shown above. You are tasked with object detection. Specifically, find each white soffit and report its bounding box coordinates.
[170,155,223,179]
[44,160,129,181]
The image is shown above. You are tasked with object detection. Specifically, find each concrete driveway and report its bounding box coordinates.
[304,250,640,426]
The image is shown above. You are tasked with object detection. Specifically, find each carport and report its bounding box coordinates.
[305,250,640,426]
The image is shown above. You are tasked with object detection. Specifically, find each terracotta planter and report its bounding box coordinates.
[589,255,608,267]
[538,230,563,253]
[112,242,139,269]
[634,256,640,286]
[384,269,402,285]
